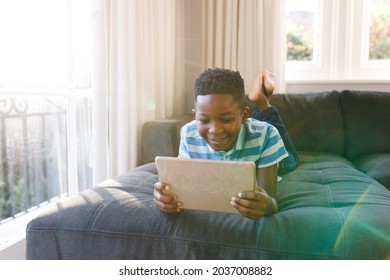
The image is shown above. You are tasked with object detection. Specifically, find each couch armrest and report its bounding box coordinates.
[141,115,193,164]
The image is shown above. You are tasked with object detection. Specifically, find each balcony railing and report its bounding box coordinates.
[0,94,91,223]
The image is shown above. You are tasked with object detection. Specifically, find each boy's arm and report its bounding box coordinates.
[257,164,278,213]
[230,164,279,219]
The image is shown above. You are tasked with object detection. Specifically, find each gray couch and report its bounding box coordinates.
[26,90,390,259]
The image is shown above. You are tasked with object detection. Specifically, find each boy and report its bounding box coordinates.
[154,68,290,220]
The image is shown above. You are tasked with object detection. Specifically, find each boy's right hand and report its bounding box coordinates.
[154,182,182,213]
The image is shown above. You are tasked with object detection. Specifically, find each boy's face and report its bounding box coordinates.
[193,94,249,151]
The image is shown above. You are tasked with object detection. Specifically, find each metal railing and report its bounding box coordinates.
[0,95,69,222]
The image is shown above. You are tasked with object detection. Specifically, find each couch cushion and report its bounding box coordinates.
[270,91,344,155]
[353,153,390,190]
[142,115,193,164]
[26,153,390,260]
[340,90,390,160]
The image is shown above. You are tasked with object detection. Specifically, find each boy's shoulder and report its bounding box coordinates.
[245,118,275,133]
[181,120,198,136]
[182,119,197,130]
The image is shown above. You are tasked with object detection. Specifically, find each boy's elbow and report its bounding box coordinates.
[278,154,298,175]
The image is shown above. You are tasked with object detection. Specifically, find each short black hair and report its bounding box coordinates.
[194,68,245,106]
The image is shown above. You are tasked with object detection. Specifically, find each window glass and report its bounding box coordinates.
[369,0,390,60]
[0,0,91,89]
[0,0,92,223]
[286,0,319,61]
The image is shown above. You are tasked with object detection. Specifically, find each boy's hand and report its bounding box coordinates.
[154,182,182,213]
[230,186,278,220]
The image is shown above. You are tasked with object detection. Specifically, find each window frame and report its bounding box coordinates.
[286,0,390,82]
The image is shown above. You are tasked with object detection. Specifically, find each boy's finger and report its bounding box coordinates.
[154,199,181,213]
[237,189,262,200]
[154,182,170,192]
[231,196,250,208]
[230,200,264,220]
[154,189,176,203]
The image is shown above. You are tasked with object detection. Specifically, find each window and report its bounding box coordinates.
[369,0,390,60]
[286,0,319,62]
[0,0,92,232]
[286,0,390,81]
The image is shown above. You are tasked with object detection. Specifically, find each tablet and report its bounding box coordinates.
[155,156,256,214]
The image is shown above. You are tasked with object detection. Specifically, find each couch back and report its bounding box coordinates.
[142,90,390,164]
[340,90,390,159]
[270,91,345,156]
[271,90,390,159]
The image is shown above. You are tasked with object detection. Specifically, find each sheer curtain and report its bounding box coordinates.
[90,0,286,183]
[91,0,186,183]
[0,0,92,226]
[202,0,286,93]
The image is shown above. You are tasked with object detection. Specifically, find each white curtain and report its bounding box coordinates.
[90,0,286,183]
[91,0,186,183]
[202,0,286,93]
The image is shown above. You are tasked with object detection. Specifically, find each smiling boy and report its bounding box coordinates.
[154,68,289,220]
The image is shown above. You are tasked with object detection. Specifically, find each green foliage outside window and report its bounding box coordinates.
[287,32,313,61]
[286,10,314,61]
[369,0,390,60]
[287,0,390,62]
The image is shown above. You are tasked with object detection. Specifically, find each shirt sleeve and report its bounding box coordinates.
[251,105,298,174]
[257,124,289,168]
[178,126,190,158]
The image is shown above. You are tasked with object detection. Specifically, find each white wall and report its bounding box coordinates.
[0,238,25,260]
[285,80,390,94]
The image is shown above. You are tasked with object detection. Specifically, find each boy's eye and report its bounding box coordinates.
[221,119,233,123]
[198,119,209,124]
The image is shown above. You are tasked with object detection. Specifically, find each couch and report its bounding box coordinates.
[26,90,390,259]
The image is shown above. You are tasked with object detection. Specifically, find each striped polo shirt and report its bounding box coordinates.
[178,118,288,168]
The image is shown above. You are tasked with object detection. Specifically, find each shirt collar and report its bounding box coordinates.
[235,122,248,150]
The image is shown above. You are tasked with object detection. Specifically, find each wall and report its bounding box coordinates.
[285,81,390,94]
[0,238,25,260]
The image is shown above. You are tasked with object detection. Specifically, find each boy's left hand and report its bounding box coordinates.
[230,186,278,220]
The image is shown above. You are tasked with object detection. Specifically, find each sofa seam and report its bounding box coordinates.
[339,90,348,159]
[333,208,348,257]
[354,156,390,174]
[86,193,125,229]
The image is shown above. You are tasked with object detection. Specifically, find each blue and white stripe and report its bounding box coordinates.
[178,118,288,168]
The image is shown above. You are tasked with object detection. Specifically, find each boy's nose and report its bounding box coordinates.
[209,122,223,134]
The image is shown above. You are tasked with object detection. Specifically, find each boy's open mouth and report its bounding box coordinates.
[209,135,229,147]
[211,136,227,142]
[212,137,225,142]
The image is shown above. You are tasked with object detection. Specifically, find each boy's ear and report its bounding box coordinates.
[241,106,249,123]
[192,108,196,119]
